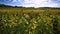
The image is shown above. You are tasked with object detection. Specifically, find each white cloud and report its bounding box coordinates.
[1,0,60,7]
[18,0,21,1]
[12,0,21,2]
[21,0,60,7]
[12,0,17,2]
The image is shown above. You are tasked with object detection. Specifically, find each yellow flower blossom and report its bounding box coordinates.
[24,14,30,19]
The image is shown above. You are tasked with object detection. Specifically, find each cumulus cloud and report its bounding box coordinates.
[12,0,21,2]
[12,0,17,2]
[0,0,60,7]
[21,0,60,7]
[0,0,21,2]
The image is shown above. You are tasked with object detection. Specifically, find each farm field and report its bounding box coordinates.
[0,7,60,34]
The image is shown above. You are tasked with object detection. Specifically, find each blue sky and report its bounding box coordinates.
[0,0,60,8]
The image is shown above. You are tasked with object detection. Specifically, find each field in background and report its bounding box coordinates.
[0,7,60,34]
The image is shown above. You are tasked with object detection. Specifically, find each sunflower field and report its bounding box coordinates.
[0,8,60,34]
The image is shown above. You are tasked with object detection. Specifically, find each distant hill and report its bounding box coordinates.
[0,4,13,7]
[0,4,60,9]
[0,4,24,8]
